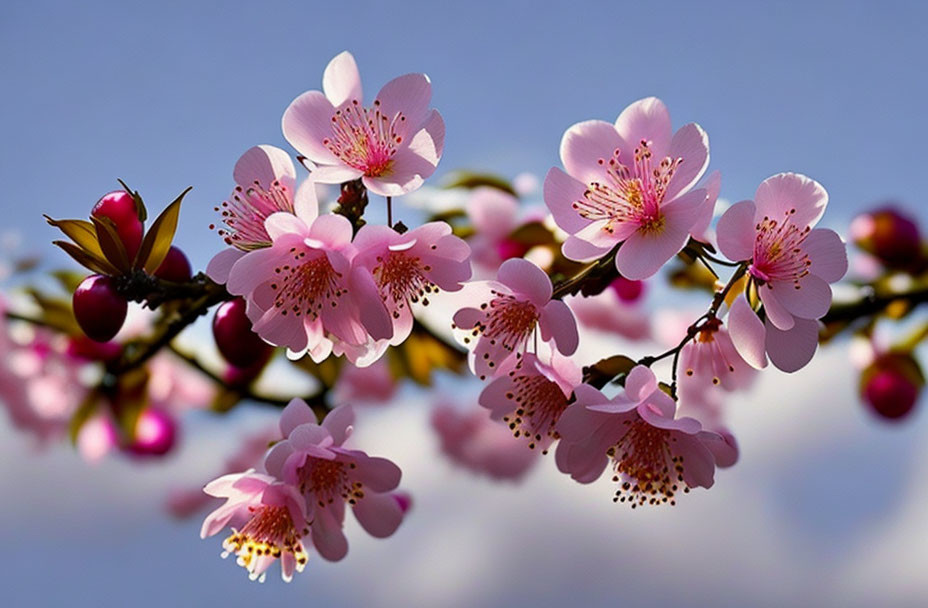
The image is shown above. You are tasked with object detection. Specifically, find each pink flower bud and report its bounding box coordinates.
[73,275,128,342]
[861,353,924,421]
[849,206,921,269]
[609,276,645,303]
[128,408,177,456]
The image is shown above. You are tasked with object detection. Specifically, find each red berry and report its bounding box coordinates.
[610,276,645,303]
[154,246,192,282]
[127,408,177,456]
[850,206,921,269]
[73,275,128,342]
[495,238,530,261]
[92,190,144,262]
[864,369,920,420]
[213,298,272,368]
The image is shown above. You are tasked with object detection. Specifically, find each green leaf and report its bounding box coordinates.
[137,186,190,272]
[45,216,106,259]
[441,170,517,196]
[91,216,131,272]
[52,240,119,275]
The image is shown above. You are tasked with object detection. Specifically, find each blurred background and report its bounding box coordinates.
[2,1,927,606]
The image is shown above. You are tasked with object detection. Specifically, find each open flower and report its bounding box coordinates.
[452,258,578,379]
[556,366,735,507]
[200,470,309,582]
[351,221,472,345]
[718,173,848,372]
[543,97,710,279]
[282,51,445,196]
[264,400,405,562]
[679,313,756,393]
[224,203,392,362]
[478,352,581,452]
[207,145,317,284]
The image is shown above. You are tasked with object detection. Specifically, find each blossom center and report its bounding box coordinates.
[322,99,405,177]
[501,373,569,452]
[270,250,345,320]
[297,458,364,507]
[607,419,685,508]
[749,210,812,287]
[374,251,435,316]
[222,504,308,580]
[212,180,293,250]
[571,140,681,235]
[480,292,539,352]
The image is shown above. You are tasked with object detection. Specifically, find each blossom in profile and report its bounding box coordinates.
[200,470,309,582]
[679,314,756,393]
[431,402,539,481]
[224,203,392,362]
[478,352,581,452]
[264,399,405,561]
[543,97,711,279]
[282,51,445,196]
[207,145,318,284]
[556,366,736,507]
[718,173,848,372]
[352,221,472,345]
[452,258,578,379]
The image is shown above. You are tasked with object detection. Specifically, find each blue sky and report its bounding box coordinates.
[2,1,928,606]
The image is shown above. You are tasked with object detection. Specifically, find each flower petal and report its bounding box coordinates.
[765,316,819,372]
[282,90,339,165]
[322,404,354,446]
[664,123,710,201]
[375,73,432,133]
[624,365,658,402]
[323,51,362,107]
[353,492,404,538]
[312,506,349,562]
[206,248,245,285]
[728,295,768,369]
[539,300,579,356]
[280,398,318,436]
[758,286,795,331]
[754,172,828,231]
[543,167,592,233]
[265,211,308,241]
[233,145,296,192]
[497,258,552,306]
[614,97,672,161]
[771,274,832,320]
[716,200,756,262]
[559,119,623,185]
[803,228,848,283]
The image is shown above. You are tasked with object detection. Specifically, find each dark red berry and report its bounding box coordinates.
[92,190,144,262]
[864,369,919,420]
[73,275,128,342]
[610,276,645,303]
[850,206,921,269]
[213,298,272,368]
[154,246,192,282]
[127,408,177,456]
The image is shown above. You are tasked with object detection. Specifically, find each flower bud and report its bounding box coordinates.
[212,298,272,368]
[73,275,128,342]
[66,335,122,362]
[154,246,192,282]
[128,408,177,456]
[849,207,921,269]
[860,352,924,421]
[609,276,645,303]
[495,238,530,262]
[92,190,144,262]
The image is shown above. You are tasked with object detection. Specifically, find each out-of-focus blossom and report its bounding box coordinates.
[855,345,925,422]
[148,354,215,414]
[207,145,316,284]
[849,206,922,270]
[453,258,578,379]
[565,289,651,342]
[352,221,471,346]
[556,367,736,507]
[225,203,392,364]
[282,51,445,197]
[466,187,522,273]
[264,400,405,561]
[332,358,398,406]
[544,97,711,279]
[478,353,581,453]
[201,470,309,582]
[720,173,848,372]
[431,403,539,481]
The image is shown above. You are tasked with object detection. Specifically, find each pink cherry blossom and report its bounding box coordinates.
[207,145,318,284]
[431,402,539,481]
[332,358,398,406]
[282,51,445,197]
[200,470,309,582]
[565,289,651,342]
[717,173,848,372]
[264,400,405,562]
[679,314,756,393]
[351,221,472,345]
[543,97,710,279]
[224,202,392,362]
[452,258,579,379]
[478,352,581,452]
[555,366,736,507]
[465,187,522,273]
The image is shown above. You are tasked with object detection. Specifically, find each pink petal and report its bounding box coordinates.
[614,188,704,279]
[312,506,349,562]
[754,172,828,231]
[758,286,795,330]
[689,170,720,242]
[803,228,847,283]
[562,234,613,262]
[375,73,433,134]
[281,90,339,165]
[322,404,354,446]
[323,51,363,107]
[716,200,756,262]
[664,123,710,201]
[539,300,579,356]
[200,502,239,539]
[253,305,308,352]
[543,167,592,233]
[348,452,402,492]
[728,295,768,369]
[353,492,404,538]
[771,274,832,320]
[765,317,819,372]
[308,214,354,249]
[624,365,658,402]
[700,428,739,468]
[233,145,296,192]
[614,97,672,161]
[497,258,552,306]
[294,180,319,224]
[673,433,716,488]
[265,211,308,241]
[349,267,393,341]
[280,398,318,436]
[263,442,292,479]
[467,187,519,239]
[226,247,286,296]
[559,119,623,185]
[206,248,245,285]
[311,164,365,185]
